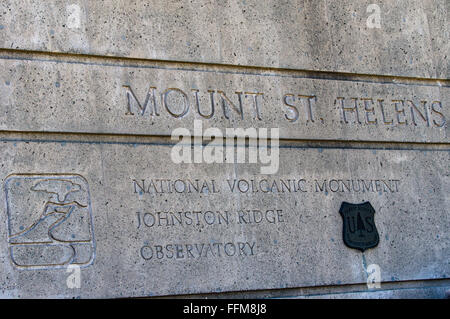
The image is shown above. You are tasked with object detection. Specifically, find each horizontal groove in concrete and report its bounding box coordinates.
[1,48,449,87]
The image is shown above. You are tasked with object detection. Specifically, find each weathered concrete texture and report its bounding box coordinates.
[0,0,448,78]
[0,52,448,142]
[292,286,450,299]
[0,139,448,298]
[168,279,450,298]
[0,0,448,300]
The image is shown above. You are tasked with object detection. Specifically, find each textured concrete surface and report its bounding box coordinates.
[291,286,450,299]
[0,0,448,298]
[165,278,450,298]
[0,0,448,78]
[0,139,448,297]
[0,51,448,142]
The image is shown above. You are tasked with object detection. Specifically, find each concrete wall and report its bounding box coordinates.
[0,0,448,298]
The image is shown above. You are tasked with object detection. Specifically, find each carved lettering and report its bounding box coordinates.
[122,86,445,132]
[140,241,256,260]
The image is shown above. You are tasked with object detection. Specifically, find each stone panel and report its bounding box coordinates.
[0,0,448,78]
[0,139,447,297]
[0,52,448,142]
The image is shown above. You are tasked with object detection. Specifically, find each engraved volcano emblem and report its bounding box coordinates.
[4,174,95,269]
[339,201,380,252]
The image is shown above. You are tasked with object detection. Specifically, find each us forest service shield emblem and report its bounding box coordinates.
[339,202,380,252]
